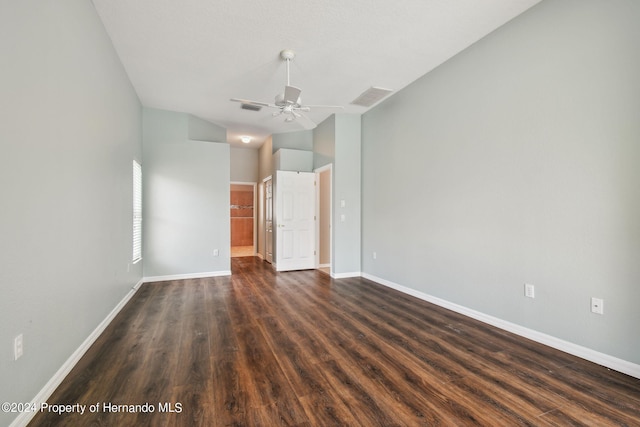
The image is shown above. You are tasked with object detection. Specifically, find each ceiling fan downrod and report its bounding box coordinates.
[280,49,296,86]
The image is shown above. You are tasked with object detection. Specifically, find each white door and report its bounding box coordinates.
[275,170,316,271]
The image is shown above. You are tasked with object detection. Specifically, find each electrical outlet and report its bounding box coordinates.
[591,297,604,315]
[372,252,377,260]
[213,249,219,257]
[524,283,535,298]
[14,334,23,360]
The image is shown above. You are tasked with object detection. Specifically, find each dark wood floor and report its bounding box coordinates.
[29,257,640,426]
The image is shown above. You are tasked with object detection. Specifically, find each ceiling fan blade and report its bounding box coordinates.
[230,98,276,108]
[301,104,344,109]
[283,85,301,104]
[296,112,317,130]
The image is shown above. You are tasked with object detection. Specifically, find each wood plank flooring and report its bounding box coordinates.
[231,246,255,257]
[29,257,640,426]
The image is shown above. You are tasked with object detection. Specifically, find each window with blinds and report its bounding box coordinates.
[133,160,142,263]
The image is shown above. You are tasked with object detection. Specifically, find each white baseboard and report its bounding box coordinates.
[361,273,640,380]
[317,263,330,268]
[332,271,362,279]
[9,279,144,427]
[143,270,231,283]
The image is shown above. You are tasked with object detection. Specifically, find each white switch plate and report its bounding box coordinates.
[591,297,604,315]
[524,283,535,298]
[14,334,23,360]
[340,200,346,208]
[213,249,219,256]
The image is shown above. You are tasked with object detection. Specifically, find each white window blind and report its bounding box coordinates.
[133,160,142,263]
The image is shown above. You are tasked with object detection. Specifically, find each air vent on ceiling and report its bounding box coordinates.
[241,103,262,111]
[350,87,393,107]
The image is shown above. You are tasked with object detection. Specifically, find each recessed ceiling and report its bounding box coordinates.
[92,0,541,147]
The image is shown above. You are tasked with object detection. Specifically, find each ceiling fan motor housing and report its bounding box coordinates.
[275,93,301,107]
[280,49,295,61]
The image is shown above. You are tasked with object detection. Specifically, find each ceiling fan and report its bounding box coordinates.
[230,49,342,128]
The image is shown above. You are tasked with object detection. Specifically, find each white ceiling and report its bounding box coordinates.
[92,0,541,148]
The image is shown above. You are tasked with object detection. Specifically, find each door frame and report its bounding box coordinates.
[230,181,257,255]
[262,175,273,263]
[314,164,332,273]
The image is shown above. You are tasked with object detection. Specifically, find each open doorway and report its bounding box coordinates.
[230,182,256,257]
[316,165,332,275]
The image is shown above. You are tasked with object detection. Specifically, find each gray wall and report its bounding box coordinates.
[0,1,142,425]
[361,0,640,364]
[272,129,313,152]
[313,115,336,170]
[188,114,227,142]
[143,108,230,277]
[312,114,362,275]
[333,115,362,275]
[230,146,259,182]
[273,148,314,172]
